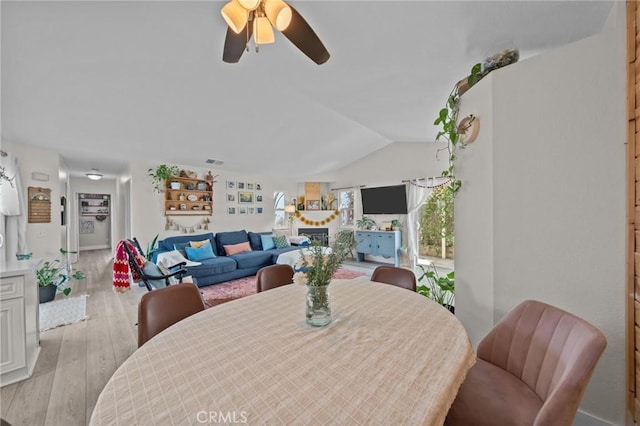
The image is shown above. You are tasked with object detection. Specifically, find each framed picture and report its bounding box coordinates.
[247,183,254,190]
[256,195,263,202]
[307,200,321,210]
[238,182,245,189]
[256,207,263,214]
[226,180,235,189]
[248,207,255,214]
[238,191,253,204]
[227,207,236,215]
[239,207,247,215]
[227,193,235,202]
[256,184,262,191]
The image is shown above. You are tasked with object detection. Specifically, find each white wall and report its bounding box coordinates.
[2,141,61,259]
[455,8,625,424]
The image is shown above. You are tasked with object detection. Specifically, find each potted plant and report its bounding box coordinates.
[416,263,455,313]
[36,249,86,303]
[356,216,376,230]
[391,219,402,231]
[148,164,179,193]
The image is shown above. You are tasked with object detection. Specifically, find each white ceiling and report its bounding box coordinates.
[1,1,614,179]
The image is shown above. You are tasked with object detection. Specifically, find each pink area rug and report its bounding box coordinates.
[200,268,366,307]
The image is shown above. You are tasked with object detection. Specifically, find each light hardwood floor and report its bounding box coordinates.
[0,250,388,425]
[0,249,146,426]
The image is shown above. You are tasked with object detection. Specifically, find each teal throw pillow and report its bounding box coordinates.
[174,242,191,256]
[260,234,275,250]
[272,235,289,249]
[185,242,216,261]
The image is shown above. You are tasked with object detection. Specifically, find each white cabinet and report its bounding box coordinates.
[0,261,40,387]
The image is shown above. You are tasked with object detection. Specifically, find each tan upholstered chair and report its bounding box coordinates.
[256,264,294,293]
[370,265,416,291]
[138,282,206,347]
[446,300,607,426]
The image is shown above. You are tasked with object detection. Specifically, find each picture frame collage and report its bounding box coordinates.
[226,180,263,215]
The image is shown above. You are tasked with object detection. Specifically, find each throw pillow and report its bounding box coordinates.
[185,242,216,261]
[142,262,168,289]
[173,242,191,256]
[223,241,252,255]
[273,235,289,249]
[190,239,210,248]
[260,234,275,251]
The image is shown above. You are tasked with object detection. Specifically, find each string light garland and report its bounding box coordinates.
[294,210,340,226]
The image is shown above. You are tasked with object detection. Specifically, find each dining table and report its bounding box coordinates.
[90,278,475,425]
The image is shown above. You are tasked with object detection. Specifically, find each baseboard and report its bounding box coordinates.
[573,410,614,426]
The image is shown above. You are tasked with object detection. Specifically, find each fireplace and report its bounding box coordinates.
[298,228,329,246]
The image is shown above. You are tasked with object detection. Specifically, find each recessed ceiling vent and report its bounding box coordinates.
[206,159,224,165]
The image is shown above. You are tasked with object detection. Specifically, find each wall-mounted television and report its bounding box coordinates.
[361,185,408,215]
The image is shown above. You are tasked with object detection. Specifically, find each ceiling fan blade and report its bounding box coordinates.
[223,25,252,64]
[281,5,330,65]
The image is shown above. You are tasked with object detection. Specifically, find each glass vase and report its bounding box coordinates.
[306,284,331,327]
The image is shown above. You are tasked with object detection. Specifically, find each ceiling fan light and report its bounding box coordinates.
[264,0,292,31]
[221,0,248,34]
[254,16,275,44]
[237,0,260,11]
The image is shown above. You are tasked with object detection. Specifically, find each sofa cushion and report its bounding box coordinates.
[216,230,249,256]
[190,239,211,248]
[185,242,216,261]
[248,231,273,251]
[260,234,275,251]
[230,251,272,269]
[159,233,216,255]
[187,256,236,275]
[173,241,191,257]
[223,241,252,256]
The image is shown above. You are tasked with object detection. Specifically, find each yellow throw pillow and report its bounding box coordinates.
[190,239,210,248]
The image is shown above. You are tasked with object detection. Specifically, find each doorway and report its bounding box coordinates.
[78,193,111,251]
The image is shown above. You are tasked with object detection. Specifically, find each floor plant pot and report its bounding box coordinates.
[39,284,57,304]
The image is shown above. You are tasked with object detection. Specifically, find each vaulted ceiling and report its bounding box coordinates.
[1,1,614,178]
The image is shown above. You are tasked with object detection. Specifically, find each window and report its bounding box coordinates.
[339,190,354,226]
[418,186,454,260]
[274,191,286,229]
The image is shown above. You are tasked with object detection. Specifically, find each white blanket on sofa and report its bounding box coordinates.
[156,250,202,267]
[276,247,332,267]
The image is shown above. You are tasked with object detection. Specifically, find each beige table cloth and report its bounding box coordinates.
[90,279,475,425]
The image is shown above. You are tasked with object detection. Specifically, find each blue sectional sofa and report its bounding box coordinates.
[152,230,298,287]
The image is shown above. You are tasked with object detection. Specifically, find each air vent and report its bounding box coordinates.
[205,159,224,165]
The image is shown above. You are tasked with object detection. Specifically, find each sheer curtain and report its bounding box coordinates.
[407,177,451,270]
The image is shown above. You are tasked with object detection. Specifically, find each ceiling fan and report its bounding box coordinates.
[220,0,330,65]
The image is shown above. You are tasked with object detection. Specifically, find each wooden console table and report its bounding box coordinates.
[355,230,401,267]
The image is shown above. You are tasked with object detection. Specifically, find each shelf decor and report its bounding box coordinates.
[164,176,213,216]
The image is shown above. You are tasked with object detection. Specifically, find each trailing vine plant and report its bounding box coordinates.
[433,62,483,195]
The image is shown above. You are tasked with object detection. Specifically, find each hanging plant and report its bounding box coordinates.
[148,164,179,193]
[433,63,483,195]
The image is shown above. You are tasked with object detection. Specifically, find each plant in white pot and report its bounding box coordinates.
[36,249,86,303]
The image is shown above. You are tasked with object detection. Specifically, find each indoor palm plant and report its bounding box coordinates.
[36,249,86,303]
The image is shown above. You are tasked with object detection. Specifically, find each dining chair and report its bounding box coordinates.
[138,282,206,347]
[256,264,294,293]
[370,265,416,291]
[445,300,607,426]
